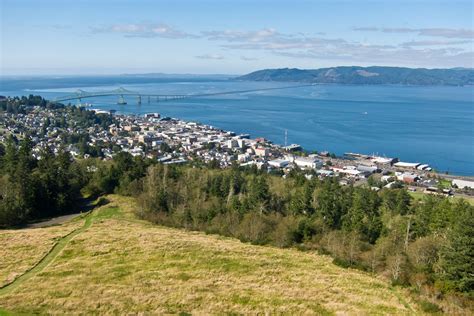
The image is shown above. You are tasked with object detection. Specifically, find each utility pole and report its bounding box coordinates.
[284,129,288,147]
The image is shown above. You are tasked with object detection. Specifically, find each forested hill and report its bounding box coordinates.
[237,66,474,86]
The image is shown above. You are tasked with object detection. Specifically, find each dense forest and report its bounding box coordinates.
[0,136,85,225]
[0,137,472,311]
[0,137,150,226]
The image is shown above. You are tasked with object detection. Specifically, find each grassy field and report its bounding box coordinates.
[0,218,84,288]
[409,191,474,205]
[0,195,420,315]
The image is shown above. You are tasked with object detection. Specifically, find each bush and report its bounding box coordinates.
[96,197,110,207]
[419,300,442,314]
[270,215,298,247]
[236,212,273,244]
[333,257,352,268]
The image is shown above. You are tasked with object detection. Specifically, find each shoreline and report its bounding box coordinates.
[128,110,474,181]
[1,87,473,177]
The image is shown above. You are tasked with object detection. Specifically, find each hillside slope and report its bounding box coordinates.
[0,218,84,288]
[238,66,474,85]
[0,195,418,314]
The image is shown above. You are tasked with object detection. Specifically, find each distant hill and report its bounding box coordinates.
[120,73,237,79]
[238,66,474,86]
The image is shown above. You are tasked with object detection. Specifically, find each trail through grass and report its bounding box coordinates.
[0,212,94,296]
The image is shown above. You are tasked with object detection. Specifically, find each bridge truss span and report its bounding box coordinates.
[51,83,315,104]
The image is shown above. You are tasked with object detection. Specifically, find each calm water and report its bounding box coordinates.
[1,76,473,175]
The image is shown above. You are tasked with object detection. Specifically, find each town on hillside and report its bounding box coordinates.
[1,95,473,198]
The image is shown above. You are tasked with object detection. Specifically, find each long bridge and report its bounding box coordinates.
[51,84,315,105]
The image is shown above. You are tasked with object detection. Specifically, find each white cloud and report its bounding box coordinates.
[92,23,196,39]
[195,54,225,60]
[203,28,279,42]
[91,22,473,67]
[417,28,474,39]
[354,27,474,39]
[401,40,471,47]
[241,56,259,61]
[275,46,474,68]
[203,27,472,67]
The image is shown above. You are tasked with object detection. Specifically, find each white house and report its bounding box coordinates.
[294,157,323,169]
[394,161,421,169]
[268,159,290,168]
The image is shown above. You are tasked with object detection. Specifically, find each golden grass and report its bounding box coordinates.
[0,218,84,288]
[0,195,419,315]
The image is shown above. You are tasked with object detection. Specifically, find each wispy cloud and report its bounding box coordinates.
[274,46,474,68]
[204,27,472,67]
[90,22,473,67]
[401,40,471,47]
[353,27,379,32]
[241,56,259,61]
[195,53,224,60]
[50,24,72,30]
[354,27,474,39]
[91,23,196,39]
[203,28,279,42]
[205,28,346,51]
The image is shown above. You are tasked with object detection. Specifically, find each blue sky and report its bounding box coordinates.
[1,0,473,74]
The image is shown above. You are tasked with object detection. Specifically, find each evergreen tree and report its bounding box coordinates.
[439,201,474,293]
[314,178,348,229]
[343,188,382,243]
[2,135,18,174]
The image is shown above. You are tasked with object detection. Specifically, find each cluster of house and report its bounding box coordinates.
[1,107,473,195]
[0,107,98,157]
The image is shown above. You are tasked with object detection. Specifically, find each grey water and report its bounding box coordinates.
[1,75,473,175]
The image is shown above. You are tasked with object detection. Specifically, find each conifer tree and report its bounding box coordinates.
[439,201,474,293]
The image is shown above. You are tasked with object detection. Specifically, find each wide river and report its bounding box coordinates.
[1,75,473,175]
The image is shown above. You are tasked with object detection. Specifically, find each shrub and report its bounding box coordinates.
[419,300,442,314]
[96,197,110,207]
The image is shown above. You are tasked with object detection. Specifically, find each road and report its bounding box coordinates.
[27,213,84,229]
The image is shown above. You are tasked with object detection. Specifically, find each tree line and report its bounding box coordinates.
[0,136,150,226]
[135,163,473,301]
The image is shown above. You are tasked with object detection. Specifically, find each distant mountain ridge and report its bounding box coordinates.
[238,66,474,86]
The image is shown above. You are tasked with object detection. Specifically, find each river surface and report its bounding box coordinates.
[1,75,473,175]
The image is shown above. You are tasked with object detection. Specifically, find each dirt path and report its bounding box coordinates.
[28,213,84,229]
[0,211,95,296]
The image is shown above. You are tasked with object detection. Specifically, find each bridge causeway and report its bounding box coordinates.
[51,84,315,104]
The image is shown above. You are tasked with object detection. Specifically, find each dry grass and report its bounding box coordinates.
[0,218,84,288]
[0,195,419,315]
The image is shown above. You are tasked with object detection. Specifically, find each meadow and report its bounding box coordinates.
[0,195,419,315]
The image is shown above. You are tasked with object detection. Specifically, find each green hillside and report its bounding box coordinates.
[0,195,418,315]
[238,66,474,85]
